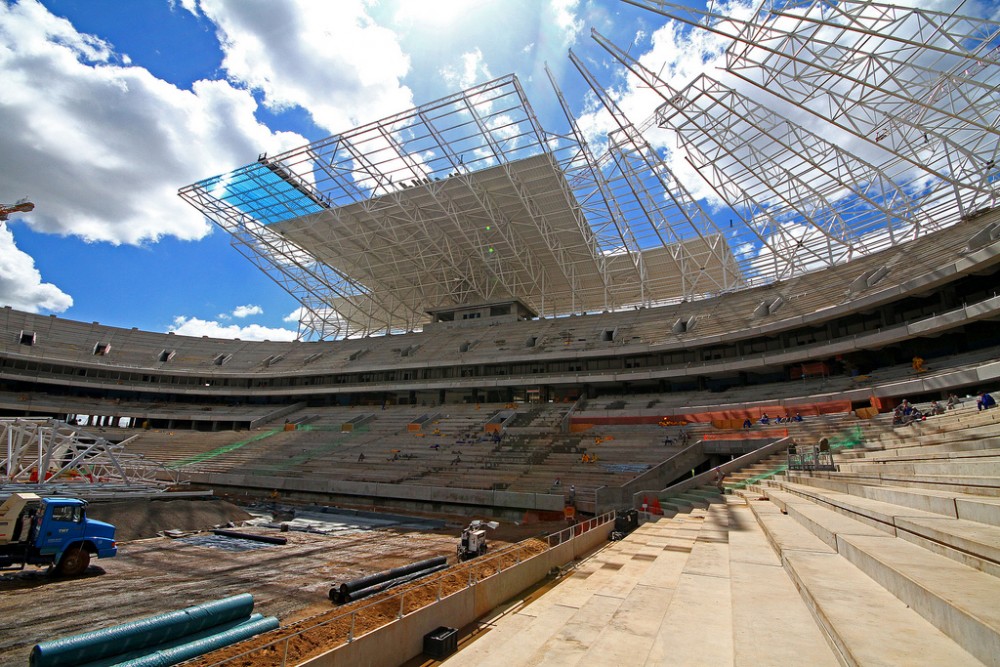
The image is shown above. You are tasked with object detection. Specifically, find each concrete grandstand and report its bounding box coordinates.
[3,1,1000,664]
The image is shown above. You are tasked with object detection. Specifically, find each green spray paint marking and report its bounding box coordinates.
[255,437,354,474]
[728,465,789,489]
[167,430,280,469]
[727,425,864,489]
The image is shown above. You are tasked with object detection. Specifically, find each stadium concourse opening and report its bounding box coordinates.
[3,0,1000,665]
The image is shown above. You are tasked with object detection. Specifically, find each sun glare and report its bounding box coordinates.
[394,0,476,26]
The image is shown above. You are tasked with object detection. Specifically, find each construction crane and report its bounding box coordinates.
[0,199,34,221]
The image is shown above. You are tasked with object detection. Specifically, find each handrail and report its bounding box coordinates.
[637,435,793,506]
[560,395,585,433]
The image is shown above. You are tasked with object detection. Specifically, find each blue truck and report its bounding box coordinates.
[0,492,117,576]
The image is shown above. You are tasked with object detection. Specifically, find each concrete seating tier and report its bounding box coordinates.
[121,429,265,470]
[124,402,675,501]
[727,398,1000,665]
[3,212,996,386]
[0,390,283,425]
[447,494,989,665]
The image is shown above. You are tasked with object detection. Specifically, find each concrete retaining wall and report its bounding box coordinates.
[300,517,614,666]
[189,472,565,513]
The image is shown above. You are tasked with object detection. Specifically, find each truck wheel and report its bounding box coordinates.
[56,546,91,576]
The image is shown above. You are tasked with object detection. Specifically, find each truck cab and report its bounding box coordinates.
[0,493,116,575]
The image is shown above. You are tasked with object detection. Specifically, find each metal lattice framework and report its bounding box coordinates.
[181,2,1000,339]
[1,418,174,488]
[626,0,1000,221]
[566,51,744,297]
[180,75,742,339]
[594,30,932,280]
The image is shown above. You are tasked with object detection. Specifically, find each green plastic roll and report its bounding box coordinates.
[29,594,256,667]
[109,615,280,667]
[81,615,265,667]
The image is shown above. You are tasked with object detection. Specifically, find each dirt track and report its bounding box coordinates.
[0,500,563,667]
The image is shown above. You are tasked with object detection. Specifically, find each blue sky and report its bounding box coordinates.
[1,0,989,340]
[1,0,691,340]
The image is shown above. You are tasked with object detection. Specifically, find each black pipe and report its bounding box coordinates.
[211,529,288,545]
[342,563,450,603]
[329,556,447,603]
[338,556,447,596]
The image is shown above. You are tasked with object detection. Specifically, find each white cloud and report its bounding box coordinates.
[168,315,297,341]
[170,0,200,16]
[0,1,307,248]
[441,48,492,91]
[549,0,583,47]
[232,304,263,318]
[192,0,414,133]
[0,223,73,313]
[582,10,744,207]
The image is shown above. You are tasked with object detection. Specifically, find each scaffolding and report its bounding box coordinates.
[1,418,173,490]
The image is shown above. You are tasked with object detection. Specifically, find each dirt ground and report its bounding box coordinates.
[0,498,566,667]
[188,538,550,667]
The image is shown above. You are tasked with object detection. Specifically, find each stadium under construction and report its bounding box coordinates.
[3,1,1000,665]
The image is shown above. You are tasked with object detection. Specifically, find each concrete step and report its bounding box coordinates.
[727,466,787,485]
[875,431,1000,453]
[726,499,839,667]
[745,497,985,666]
[835,447,886,460]
[449,508,716,666]
[760,489,1000,666]
[660,498,698,514]
[643,503,734,666]
[858,443,1000,461]
[796,470,1000,497]
[783,474,1000,526]
[673,492,711,509]
[772,481,1000,576]
[837,460,1000,476]
[683,487,726,503]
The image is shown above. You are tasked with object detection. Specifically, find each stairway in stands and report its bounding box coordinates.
[448,402,1000,665]
[450,494,846,665]
[734,402,1000,666]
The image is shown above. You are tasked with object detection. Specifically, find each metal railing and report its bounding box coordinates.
[786,445,836,471]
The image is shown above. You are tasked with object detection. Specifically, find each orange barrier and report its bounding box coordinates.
[790,361,830,379]
[573,400,852,427]
[702,429,787,440]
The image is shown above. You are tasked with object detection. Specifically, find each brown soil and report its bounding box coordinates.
[87,498,252,541]
[0,501,567,667]
[186,538,550,667]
